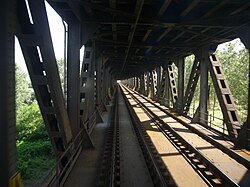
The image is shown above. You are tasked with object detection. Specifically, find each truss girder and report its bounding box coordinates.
[17,0,72,158]
[96,56,107,111]
[147,71,154,99]
[140,74,145,94]
[135,76,140,91]
[183,58,200,114]
[67,21,80,137]
[208,54,241,140]
[159,66,171,106]
[144,72,149,96]
[159,66,166,99]
[151,69,158,99]
[80,47,97,133]
[177,58,185,113]
[155,67,162,100]
[167,63,178,108]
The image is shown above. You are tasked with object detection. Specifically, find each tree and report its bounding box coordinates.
[15,65,33,115]
[216,40,248,110]
[57,59,66,92]
[15,65,55,183]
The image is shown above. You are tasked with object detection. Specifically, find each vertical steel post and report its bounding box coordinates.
[235,30,250,147]
[167,63,178,108]
[156,67,161,101]
[148,71,154,98]
[163,65,170,106]
[96,57,102,109]
[199,47,209,125]
[0,0,15,185]
[143,73,147,95]
[152,69,158,100]
[247,51,250,149]
[67,20,80,137]
[140,74,145,94]
[178,57,184,114]
[183,58,200,114]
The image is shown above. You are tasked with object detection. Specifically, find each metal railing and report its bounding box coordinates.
[196,111,243,139]
[40,110,99,187]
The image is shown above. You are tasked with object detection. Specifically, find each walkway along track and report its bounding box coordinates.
[121,84,250,187]
[98,86,176,186]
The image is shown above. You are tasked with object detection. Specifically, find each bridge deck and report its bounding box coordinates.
[64,89,153,187]
[63,109,111,187]
[124,89,208,187]
[62,86,249,187]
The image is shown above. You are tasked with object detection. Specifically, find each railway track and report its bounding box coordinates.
[98,86,176,187]
[121,84,250,187]
[98,88,120,186]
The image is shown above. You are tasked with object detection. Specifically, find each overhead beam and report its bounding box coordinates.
[109,0,117,41]
[142,29,152,42]
[170,31,185,43]
[156,27,172,42]
[203,0,229,18]
[158,0,172,17]
[230,2,250,15]
[181,0,200,17]
[120,0,144,75]
[176,27,230,42]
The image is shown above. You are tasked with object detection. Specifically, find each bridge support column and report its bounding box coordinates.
[96,56,106,111]
[148,71,154,99]
[139,74,145,94]
[198,47,209,126]
[156,67,161,101]
[67,20,80,137]
[135,77,139,91]
[163,65,171,106]
[152,69,158,100]
[236,28,250,148]
[167,63,178,109]
[177,57,184,114]
[17,0,75,184]
[143,73,148,96]
[183,57,200,115]
[0,0,17,185]
[145,72,150,96]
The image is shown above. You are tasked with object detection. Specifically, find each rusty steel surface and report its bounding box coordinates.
[122,86,209,187]
[122,85,250,186]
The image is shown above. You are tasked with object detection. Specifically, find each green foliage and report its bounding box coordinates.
[16,101,55,180]
[17,140,54,179]
[17,102,49,141]
[57,59,65,91]
[216,41,248,109]
[183,40,248,122]
[15,65,33,115]
[16,66,55,181]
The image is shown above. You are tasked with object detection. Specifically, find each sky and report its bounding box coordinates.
[15,1,245,74]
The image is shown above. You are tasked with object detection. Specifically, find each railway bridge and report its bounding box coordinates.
[1,0,250,186]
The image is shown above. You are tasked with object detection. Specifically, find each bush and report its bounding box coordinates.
[16,102,55,180]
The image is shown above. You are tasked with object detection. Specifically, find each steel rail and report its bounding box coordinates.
[98,90,118,186]
[110,89,120,186]
[120,85,172,187]
[130,87,250,170]
[123,85,239,187]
